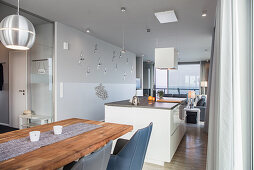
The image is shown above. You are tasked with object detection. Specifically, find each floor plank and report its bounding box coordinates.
[143,124,208,170]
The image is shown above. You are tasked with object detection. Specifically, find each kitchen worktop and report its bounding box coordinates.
[105,97,186,110]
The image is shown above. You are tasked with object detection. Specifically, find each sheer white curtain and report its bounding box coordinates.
[206,0,251,169]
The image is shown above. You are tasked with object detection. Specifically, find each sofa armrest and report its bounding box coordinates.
[194,106,206,122]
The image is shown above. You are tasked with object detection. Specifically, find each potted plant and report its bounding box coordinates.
[157,90,164,99]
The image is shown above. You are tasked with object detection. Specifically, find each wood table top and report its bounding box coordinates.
[0,118,133,170]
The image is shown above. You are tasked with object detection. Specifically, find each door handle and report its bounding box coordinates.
[19,90,25,92]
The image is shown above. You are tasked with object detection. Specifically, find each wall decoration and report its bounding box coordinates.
[123,72,127,80]
[115,63,118,71]
[65,36,135,82]
[130,65,134,73]
[95,83,108,100]
[78,51,85,64]
[97,57,102,70]
[86,66,91,76]
[112,51,116,62]
[119,51,122,58]
[94,44,98,53]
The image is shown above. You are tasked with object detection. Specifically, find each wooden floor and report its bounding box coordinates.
[143,124,208,170]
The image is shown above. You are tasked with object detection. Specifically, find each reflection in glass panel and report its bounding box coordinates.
[168,64,200,94]
[28,23,54,121]
[155,64,200,95]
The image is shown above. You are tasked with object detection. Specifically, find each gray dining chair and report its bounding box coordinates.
[107,123,153,170]
[64,140,112,170]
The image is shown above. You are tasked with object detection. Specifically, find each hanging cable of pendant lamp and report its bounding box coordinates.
[121,7,126,54]
[17,0,20,15]
[121,27,126,53]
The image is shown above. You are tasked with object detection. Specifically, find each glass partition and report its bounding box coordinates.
[28,23,54,122]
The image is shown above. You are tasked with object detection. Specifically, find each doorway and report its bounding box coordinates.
[0,2,55,130]
[9,51,27,128]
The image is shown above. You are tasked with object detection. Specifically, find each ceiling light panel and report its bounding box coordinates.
[154,10,178,24]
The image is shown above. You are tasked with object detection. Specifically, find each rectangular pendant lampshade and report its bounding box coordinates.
[155,47,178,70]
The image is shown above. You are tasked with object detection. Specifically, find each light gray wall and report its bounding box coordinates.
[55,22,136,121]
[0,43,9,124]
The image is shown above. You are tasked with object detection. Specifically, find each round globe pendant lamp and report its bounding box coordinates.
[0,0,36,50]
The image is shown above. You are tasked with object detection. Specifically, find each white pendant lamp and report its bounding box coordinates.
[0,0,36,50]
[155,47,178,69]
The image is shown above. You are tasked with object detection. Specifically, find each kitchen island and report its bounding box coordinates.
[105,98,186,166]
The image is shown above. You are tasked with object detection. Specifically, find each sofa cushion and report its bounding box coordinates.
[197,98,206,106]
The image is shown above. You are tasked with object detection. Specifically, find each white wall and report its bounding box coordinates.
[55,22,136,121]
[0,43,9,124]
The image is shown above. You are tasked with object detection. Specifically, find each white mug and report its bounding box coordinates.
[29,131,40,142]
[53,125,63,135]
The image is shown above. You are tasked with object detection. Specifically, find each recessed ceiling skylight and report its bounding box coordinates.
[154,10,178,23]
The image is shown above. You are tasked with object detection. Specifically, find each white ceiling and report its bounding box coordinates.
[2,0,216,62]
[0,2,49,26]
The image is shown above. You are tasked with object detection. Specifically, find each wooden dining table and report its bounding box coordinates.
[0,118,133,170]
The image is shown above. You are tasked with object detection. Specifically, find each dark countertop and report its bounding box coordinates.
[105,98,186,110]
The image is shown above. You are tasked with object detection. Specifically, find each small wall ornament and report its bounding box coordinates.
[97,57,102,70]
[131,65,134,73]
[112,51,116,62]
[115,63,118,71]
[94,44,98,53]
[95,83,108,100]
[123,72,127,80]
[86,66,91,76]
[119,51,122,58]
[78,51,85,64]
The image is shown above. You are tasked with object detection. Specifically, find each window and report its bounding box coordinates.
[155,64,200,94]
[155,69,167,88]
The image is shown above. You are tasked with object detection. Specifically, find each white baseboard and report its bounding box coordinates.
[144,158,165,166]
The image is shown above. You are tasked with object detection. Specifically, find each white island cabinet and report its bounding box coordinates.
[105,99,186,166]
